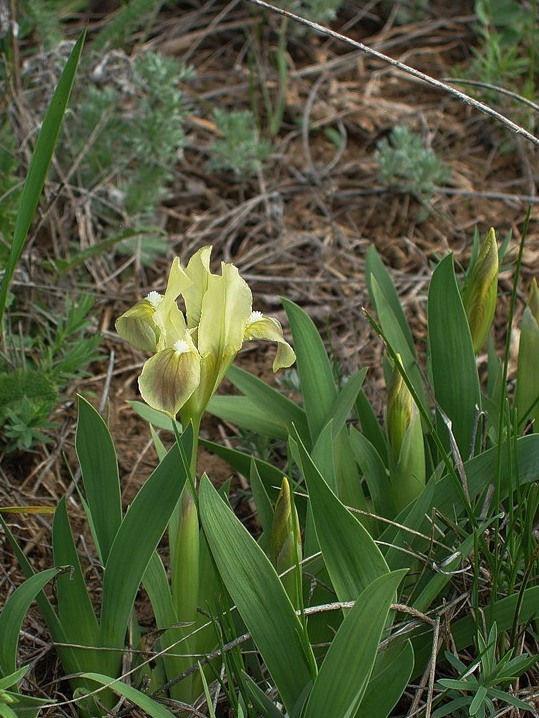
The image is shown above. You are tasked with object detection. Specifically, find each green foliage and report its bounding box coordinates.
[375,124,450,198]
[0,294,101,453]
[469,0,538,102]
[202,231,538,715]
[276,0,343,25]
[208,109,273,177]
[62,50,191,219]
[0,35,98,454]
[93,0,163,51]
[0,33,84,323]
[2,399,192,716]
[434,623,538,717]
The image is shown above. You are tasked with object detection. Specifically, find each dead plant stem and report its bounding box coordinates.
[243,0,539,149]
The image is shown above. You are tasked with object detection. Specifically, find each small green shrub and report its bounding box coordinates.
[375,124,450,198]
[62,50,192,218]
[0,294,101,452]
[208,109,272,176]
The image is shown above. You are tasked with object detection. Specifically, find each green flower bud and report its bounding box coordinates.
[462,227,499,353]
[387,356,425,514]
[270,477,302,607]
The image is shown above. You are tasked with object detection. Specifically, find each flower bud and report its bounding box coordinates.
[387,356,425,514]
[462,227,499,353]
[270,477,302,608]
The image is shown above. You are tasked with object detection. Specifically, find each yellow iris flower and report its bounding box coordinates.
[116,246,295,419]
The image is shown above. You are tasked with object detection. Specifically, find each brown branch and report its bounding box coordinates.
[243,0,539,149]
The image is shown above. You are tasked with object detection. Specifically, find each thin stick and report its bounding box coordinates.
[243,0,539,148]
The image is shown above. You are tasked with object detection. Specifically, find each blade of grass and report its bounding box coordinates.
[200,438,286,500]
[76,396,122,563]
[99,429,192,670]
[0,32,85,323]
[349,427,393,519]
[199,475,316,714]
[358,639,415,717]
[282,297,337,443]
[292,431,388,600]
[366,245,415,355]
[302,570,406,718]
[428,254,481,457]
[208,395,289,440]
[52,497,100,672]
[0,567,65,676]
[226,364,310,441]
[80,673,176,718]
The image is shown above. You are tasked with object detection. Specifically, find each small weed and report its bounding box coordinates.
[375,124,450,198]
[0,294,101,453]
[208,109,272,176]
[434,623,538,717]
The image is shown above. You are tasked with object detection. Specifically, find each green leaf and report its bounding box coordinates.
[242,673,286,718]
[80,673,176,718]
[143,552,176,630]
[357,640,414,717]
[354,389,388,464]
[200,438,286,500]
[198,475,315,714]
[428,254,481,457]
[0,517,73,669]
[76,396,122,563]
[99,430,191,667]
[250,460,274,541]
[413,585,539,679]
[368,275,426,412]
[129,400,182,432]
[366,245,415,356]
[52,498,100,673]
[349,427,392,518]
[302,570,406,718]
[382,434,539,574]
[0,567,64,676]
[292,432,389,601]
[0,667,28,690]
[325,368,368,438]
[208,395,289,440]
[0,32,85,322]
[282,298,337,443]
[226,364,310,441]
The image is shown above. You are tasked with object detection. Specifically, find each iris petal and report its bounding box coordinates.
[244,314,296,370]
[115,299,160,352]
[139,340,201,417]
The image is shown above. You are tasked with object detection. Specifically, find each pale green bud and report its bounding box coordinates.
[0,689,16,705]
[462,227,499,353]
[387,356,425,514]
[270,477,302,607]
[515,279,539,430]
[172,486,200,621]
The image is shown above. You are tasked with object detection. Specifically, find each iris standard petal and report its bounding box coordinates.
[183,245,213,328]
[197,262,253,360]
